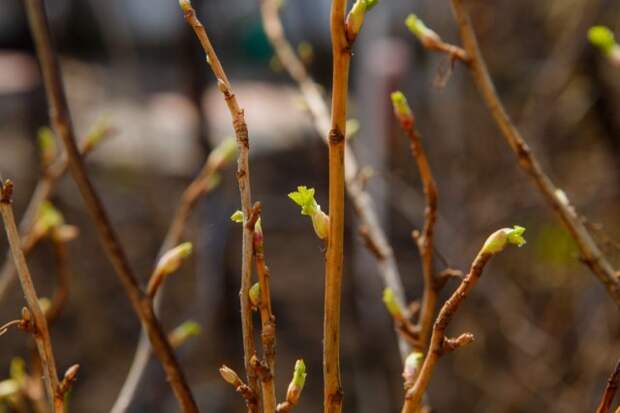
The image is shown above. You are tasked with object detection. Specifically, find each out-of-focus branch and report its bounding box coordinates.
[596,359,620,413]
[391,92,438,351]
[259,0,411,362]
[23,1,198,411]
[0,121,113,303]
[0,180,63,412]
[179,0,259,404]
[447,0,620,307]
[111,137,236,413]
[401,226,527,412]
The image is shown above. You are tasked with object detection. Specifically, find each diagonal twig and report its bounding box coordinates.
[23,1,198,411]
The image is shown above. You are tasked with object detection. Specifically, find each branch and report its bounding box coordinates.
[259,0,410,362]
[596,359,620,413]
[251,204,277,413]
[22,1,198,411]
[0,180,62,412]
[0,120,113,302]
[391,91,439,351]
[448,0,620,306]
[179,0,259,403]
[401,226,526,412]
[111,137,235,413]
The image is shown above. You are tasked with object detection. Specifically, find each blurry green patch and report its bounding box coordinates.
[534,224,578,268]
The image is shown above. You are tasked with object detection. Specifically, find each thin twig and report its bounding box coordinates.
[596,359,620,413]
[259,0,411,362]
[111,140,232,413]
[0,180,62,412]
[179,0,259,405]
[392,93,439,351]
[23,1,198,411]
[251,203,277,413]
[0,123,113,302]
[449,0,620,306]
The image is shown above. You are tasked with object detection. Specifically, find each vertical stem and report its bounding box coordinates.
[0,183,62,412]
[325,0,349,411]
[180,3,259,404]
[23,1,198,411]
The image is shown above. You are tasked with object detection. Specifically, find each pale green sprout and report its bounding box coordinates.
[249,282,261,308]
[382,288,403,319]
[230,210,244,223]
[33,201,64,239]
[402,352,424,386]
[169,320,202,348]
[291,359,307,389]
[481,225,526,255]
[179,0,192,13]
[405,14,440,43]
[588,26,616,55]
[288,186,329,240]
[390,91,414,124]
[37,127,57,166]
[346,0,380,42]
[283,359,307,406]
[207,138,238,170]
[9,358,26,386]
[154,242,193,278]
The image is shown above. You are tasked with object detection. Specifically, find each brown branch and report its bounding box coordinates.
[179,0,258,404]
[401,227,525,412]
[0,180,63,412]
[259,0,410,363]
[251,204,277,413]
[0,122,113,303]
[392,93,439,351]
[111,140,233,413]
[597,359,620,413]
[22,1,198,411]
[449,0,620,307]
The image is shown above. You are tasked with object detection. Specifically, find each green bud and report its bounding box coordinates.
[34,201,64,238]
[346,0,367,42]
[588,26,616,55]
[289,186,329,240]
[155,242,193,277]
[481,225,527,255]
[207,138,238,170]
[285,359,307,405]
[289,186,319,216]
[364,0,379,11]
[390,91,414,125]
[84,117,111,149]
[231,210,244,223]
[405,14,438,41]
[179,0,192,12]
[37,127,57,166]
[169,320,202,348]
[249,282,261,308]
[382,288,403,319]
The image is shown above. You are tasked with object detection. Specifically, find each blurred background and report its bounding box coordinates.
[1,0,620,411]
